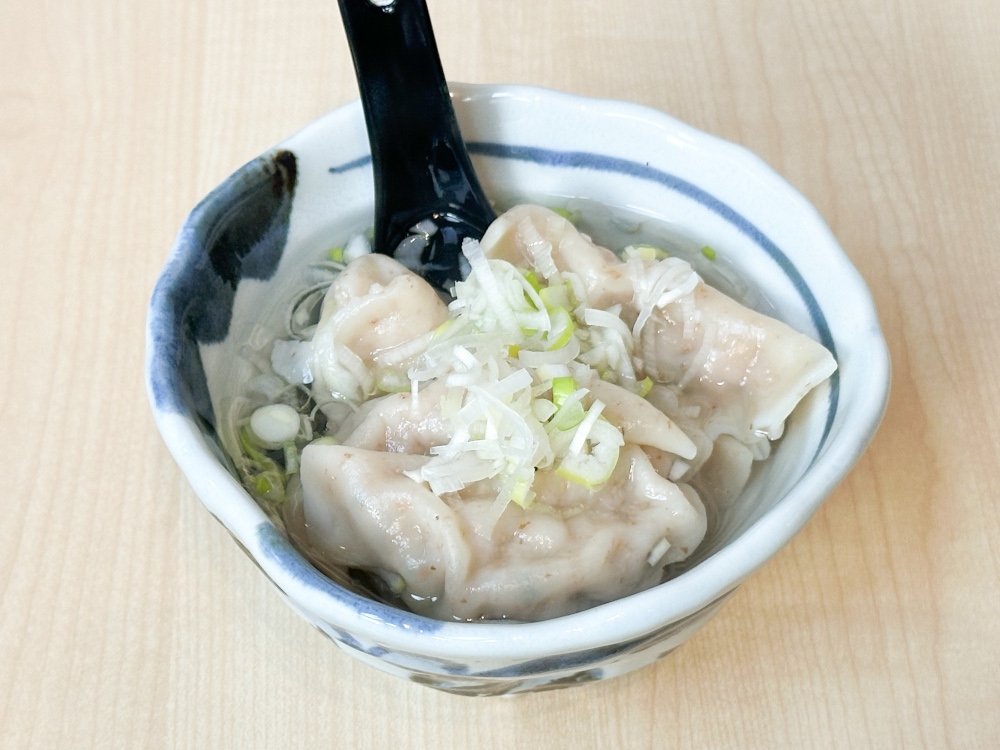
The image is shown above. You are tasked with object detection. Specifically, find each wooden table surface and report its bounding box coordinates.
[3,0,999,746]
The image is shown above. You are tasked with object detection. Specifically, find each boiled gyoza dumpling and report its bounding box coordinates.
[310,253,449,401]
[300,442,706,621]
[480,204,836,445]
[480,203,633,310]
[299,445,471,611]
[634,281,836,443]
[332,379,452,454]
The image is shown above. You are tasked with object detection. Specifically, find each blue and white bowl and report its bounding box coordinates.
[145,83,890,695]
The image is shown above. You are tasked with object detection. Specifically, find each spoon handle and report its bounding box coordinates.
[337,0,495,263]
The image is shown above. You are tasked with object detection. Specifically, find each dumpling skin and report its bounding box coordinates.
[479,204,633,309]
[636,282,837,441]
[300,442,707,622]
[586,376,697,460]
[333,379,452,453]
[299,443,472,609]
[691,435,755,509]
[310,254,448,401]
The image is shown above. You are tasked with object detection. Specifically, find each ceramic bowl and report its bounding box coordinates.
[145,83,889,695]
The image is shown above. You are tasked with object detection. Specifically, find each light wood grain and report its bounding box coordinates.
[2,0,999,747]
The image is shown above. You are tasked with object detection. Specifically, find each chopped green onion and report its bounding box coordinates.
[240,427,286,505]
[638,376,654,397]
[546,307,575,350]
[552,376,577,406]
[250,403,300,446]
[328,246,344,263]
[549,399,586,431]
[552,207,580,224]
[239,426,269,463]
[510,476,535,509]
[629,244,668,262]
[531,398,559,422]
[376,370,411,393]
[556,444,618,488]
[384,572,407,594]
[432,317,456,340]
[556,418,623,488]
[283,442,300,474]
[522,269,542,292]
[701,245,716,261]
[538,283,572,311]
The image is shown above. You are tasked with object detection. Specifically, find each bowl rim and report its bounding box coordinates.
[147,82,890,662]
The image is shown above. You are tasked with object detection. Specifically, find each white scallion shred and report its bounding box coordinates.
[271,339,314,385]
[412,218,438,236]
[568,399,606,456]
[647,538,671,567]
[518,216,558,279]
[342,233,372,263]
[668,460,690,482]
[394,234,429,270]
[583,307,632,341]
[630,256,701,339]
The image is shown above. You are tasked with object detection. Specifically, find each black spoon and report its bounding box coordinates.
[337,0,497,290]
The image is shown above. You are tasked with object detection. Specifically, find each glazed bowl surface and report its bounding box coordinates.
[146,83,889,695]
